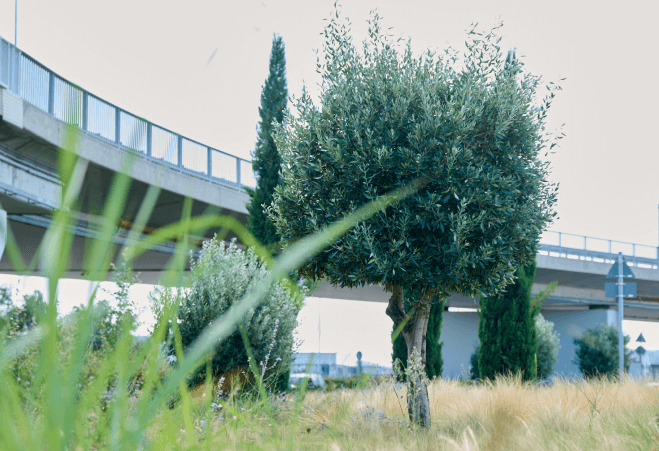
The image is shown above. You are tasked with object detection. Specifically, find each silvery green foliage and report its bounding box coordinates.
[268,10,560,299]
[177,239,304,384]
[535,313,560,380]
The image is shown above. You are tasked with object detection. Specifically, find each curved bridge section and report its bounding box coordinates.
[0,35,252,281]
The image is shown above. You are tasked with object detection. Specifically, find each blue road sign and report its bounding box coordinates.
[605,282,637,298]
[606,259,635,279]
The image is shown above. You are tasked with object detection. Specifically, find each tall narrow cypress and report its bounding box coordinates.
[247,35,288,247]
[478,259,538,381]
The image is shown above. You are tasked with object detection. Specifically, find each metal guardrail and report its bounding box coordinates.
[0,36,256,190]
[539,231,659,269]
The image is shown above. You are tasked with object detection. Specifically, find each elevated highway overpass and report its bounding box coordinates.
[0,35,252,280]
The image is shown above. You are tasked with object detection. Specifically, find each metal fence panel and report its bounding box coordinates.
[0,40,9,88]
[119,111,148,153]
[610,241,634,256]
[53,76,83,127]
[585,236,610,253]
[86,95,116,141]
[559,233,585,249]
[151,126,178,165]
[540,231,560,246]
[181,138,207,174]
[240,161,256,188]
[20,56,49,111]
[0,39,20,93]
[635,244,657,260]
[211,150,237,183]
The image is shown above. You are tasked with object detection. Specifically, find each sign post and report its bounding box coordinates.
[605,252,635,380]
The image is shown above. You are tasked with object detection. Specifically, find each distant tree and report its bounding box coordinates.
[247,35,288,249]
[469,345,480,380]
[573,325,631,379]
[268,9,559,427]
[535,313,560,380]
[478,260,538,381]
[470,281,560,381]
[0,289,46,336]
[392,295,444,381]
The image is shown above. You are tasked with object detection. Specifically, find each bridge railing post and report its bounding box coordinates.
[82,91,88,131]
[177,135,183,169]
[47,72,55,115]
[207,147,212,179]
[584,236,587,260]
[115,108,121,144]
[146,123,152,158]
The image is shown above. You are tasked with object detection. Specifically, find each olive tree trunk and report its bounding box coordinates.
[386,285,432,428]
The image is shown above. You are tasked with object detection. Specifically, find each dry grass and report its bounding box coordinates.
[143,373,659,449]
[245,373,659,450]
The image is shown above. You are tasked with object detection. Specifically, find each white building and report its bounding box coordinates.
[629,349,659,379]
[291,352,391,377]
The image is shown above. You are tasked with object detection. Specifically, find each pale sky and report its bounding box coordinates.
[0,0,658,366]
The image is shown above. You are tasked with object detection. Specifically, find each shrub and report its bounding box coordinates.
[469,345,480,381]
[176,239,304,390]
[535,313,560,380]
[478,261,538,382]
[573,324,631,379]
[470,314,561,381]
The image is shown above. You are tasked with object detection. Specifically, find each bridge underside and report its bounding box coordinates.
[311,276,659,323]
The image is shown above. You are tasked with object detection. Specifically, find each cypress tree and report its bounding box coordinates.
[247,35,288,247]
[392,294,444,381]
[478,259,538,381]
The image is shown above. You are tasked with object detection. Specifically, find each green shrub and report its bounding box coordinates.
[536,313,560,380]
[176,238,304,389]
[470,314,561,381]
[479,261,538,381]
[469,345,480,381]
[573,324,632,379]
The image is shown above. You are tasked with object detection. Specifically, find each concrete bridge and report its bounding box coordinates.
[1,35,658,379]
[0,35,252,281]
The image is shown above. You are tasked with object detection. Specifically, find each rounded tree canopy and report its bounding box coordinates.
[269,12,559,300]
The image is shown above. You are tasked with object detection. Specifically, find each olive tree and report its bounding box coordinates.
[268,11,559,427]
